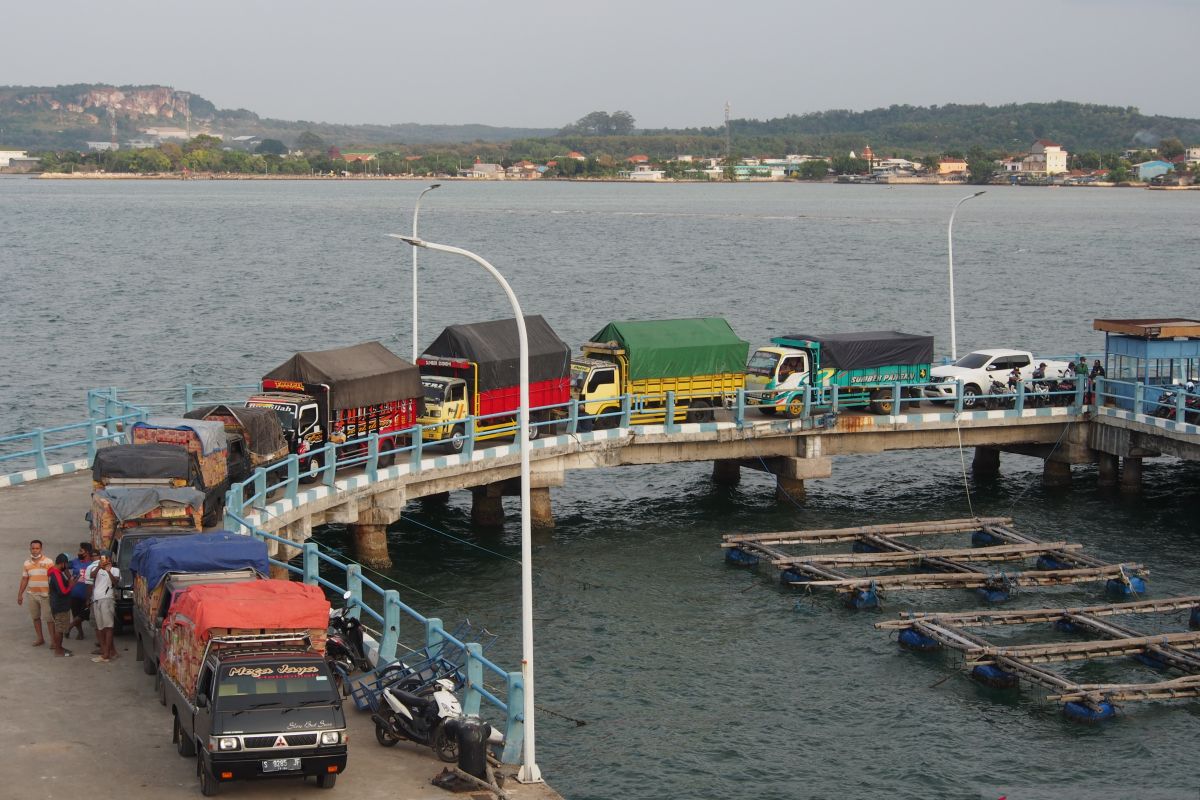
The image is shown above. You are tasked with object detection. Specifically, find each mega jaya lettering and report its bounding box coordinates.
[228,664,321,679]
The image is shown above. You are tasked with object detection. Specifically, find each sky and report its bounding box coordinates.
[6,0,1197,130]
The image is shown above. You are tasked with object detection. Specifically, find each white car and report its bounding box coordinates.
[924,349,1072,408]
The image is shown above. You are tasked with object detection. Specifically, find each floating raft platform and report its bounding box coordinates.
[875,596,1200,720]
[722,517,1148,607]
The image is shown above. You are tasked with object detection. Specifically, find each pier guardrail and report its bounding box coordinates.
[1094,377,1200,429]
[224,511,525,764]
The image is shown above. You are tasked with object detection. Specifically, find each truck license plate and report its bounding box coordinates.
[262,757,301,773]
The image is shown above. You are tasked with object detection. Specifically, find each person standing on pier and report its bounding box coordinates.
[87,550,119,663]
[68,542,94,641]
[17,539,54,647]
[47,554,75,657]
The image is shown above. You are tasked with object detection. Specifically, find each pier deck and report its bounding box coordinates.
[0,475,562,800]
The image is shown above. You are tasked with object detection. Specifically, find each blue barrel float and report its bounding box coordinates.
[971,664,1020,689]
[1036,554,1073,571]
[779,568,812,586]
[898,628,941,651]
[1190,608,1200,630]
[1105,575,1147,596]
[725,547,759,567]
[1063,700,1116,723]
[972,529,1003,547]
[843,581,881,610]
[1053,617,1082,634]
[1134,651,1168,670]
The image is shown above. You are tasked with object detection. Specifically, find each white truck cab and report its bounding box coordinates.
[925,349,1071,408]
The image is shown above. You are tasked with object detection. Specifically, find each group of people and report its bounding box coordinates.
[1005,358,1106,389]
[18,539,120,662]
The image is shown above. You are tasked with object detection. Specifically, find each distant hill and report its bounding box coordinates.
[675,101,1200,156]
[0,84,555,150]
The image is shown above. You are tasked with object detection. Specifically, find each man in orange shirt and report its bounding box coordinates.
[18,539,54,647]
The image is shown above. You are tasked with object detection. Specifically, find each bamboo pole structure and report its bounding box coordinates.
[876,595,1200,629]
[722,517,1012,546]
[794,563,1146,591]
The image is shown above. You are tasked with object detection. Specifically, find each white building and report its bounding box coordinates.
[0,150,28,167]
[620,163,666,181]
[1025,140,1068,175]
[1186,147,1200,163]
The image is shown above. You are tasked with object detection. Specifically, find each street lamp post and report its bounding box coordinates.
[388,234,542,784]
[947,190,985,361]
[410,184,442,362]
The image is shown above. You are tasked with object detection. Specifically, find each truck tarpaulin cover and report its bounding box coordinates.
[777,331,934,370]
[591,318,750,381]
[167,580,330,637]
[263,341,421,410]
[130,531,269,591]
[95,487,205,522]
[93,444,193,482]
[184,404,287,459]
[422,315,571,390]
[132,417,228,456]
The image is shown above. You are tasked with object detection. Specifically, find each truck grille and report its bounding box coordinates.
[243,733,318,749]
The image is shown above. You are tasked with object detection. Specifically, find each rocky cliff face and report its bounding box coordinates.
[10,85,199,120]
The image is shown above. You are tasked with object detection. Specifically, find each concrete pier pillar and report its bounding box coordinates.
[421,491,450,506]
[1096,453,1119,488]
[269,564,292,581]
[530,487,554,529]
[350,506,393,569]
[1042,460,1072,487]
[775,476,806,504]
[471,487,505,527]
[712,459,742,486]
[972,447,1000,478]
[1120,457,1143,493]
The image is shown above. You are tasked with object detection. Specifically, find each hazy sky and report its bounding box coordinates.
[7,0,1196,129]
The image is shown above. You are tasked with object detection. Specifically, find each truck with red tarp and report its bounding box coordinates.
[246,341,422,481]
[417,315,571,451]
[159,580,346,794]
[129,531,269,676]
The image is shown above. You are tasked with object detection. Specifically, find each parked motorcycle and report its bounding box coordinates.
[1027,380,1051,408]
[986,379,1014,410]
[1049,378,1077,407]
[372,677,462,762]
[1153,384,1200,422]
[326,591,379,696]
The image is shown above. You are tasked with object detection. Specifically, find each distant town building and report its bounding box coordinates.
[566,151,585,160]
[142,127,193,141]
[675,154,694,163]
[341,151,377,163]
[937,157,968,175]
[0,149,28,167]
[626,154,650,164]
[228,135,263,151]
[1134,160,1174,181]
[85,141,118,152]
[1023,140,1068,175]
[505,160,542,179]
[125,139,157,150]
[620,163,666,181]
[462,162,503,179]
[1186,147,1200,163]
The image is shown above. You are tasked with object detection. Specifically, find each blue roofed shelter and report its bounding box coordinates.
[1134,160,1173,181]
[1094,318,1200,409]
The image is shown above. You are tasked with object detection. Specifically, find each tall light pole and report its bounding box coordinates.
[387,234,542,784]
[947,190,985,361]
[410,184,441,362]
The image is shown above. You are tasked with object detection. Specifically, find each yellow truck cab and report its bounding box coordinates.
[418,372,470,448]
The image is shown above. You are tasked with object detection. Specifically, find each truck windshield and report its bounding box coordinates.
[746,351,781,377]
[216,662,336,708]
[247,402,296,432]
[954,353,991,369]
[421,380,445,404]
[570,364,589,391]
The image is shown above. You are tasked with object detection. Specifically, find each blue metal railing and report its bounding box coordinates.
[1095,377,1200,426]
[227,514,525,763]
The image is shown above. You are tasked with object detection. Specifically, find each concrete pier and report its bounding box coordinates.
[531,486,554,528]
[421,490,450,506]
[1120,456,1143,492]
[972,446,1001,477]
[350,506,393,569]
[712,459,742,486]
[1042,459,1072,487]
[775,476,806,504]
[0,475,562,800]
[472,485,505,526]
[1097,452,1119,487]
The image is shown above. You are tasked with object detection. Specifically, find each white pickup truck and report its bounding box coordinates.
[924,349,1073,408]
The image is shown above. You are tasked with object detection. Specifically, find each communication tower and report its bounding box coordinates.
[724,102,732,160]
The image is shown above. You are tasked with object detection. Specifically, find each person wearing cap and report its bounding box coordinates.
[86,549,119,663]
[46,553,75,657]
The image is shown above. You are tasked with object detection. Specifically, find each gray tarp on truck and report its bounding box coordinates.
[93,444,194,482]
[421,315,571,390]
[776,331,934,370]
[262,341,422,410]
[95,487,206,522]
[133,417,228,456]
[184,404,287,460]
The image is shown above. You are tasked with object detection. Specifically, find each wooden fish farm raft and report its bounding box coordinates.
[876,596,1200,722]
[722,517,1148,608]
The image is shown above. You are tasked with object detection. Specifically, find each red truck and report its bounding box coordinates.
[416,315,572,451]
[247,341,423,479]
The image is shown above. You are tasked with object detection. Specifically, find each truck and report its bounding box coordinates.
[247,341,422,480]
[159,580,346,795]
[89,444,208,550]
[923,349,1073,408]
[417,315,572,451]
[571,317,749,425]
[131,416,241,490]
[184,404,289,479]
[110,525,194,636]
[130,531,269,676]
[745,331,934,417]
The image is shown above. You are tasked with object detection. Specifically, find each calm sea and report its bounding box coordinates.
[2,176,1199,799]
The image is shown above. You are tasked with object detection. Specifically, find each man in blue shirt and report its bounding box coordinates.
[68,542,94,641]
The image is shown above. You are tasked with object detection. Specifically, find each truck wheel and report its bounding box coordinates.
[526,415,542,441]
[962,385,981,409]
[759,406,776,416]
[299,456,322,484]
[141,643,157,675]
[199,754,220,796]
[135,635,144,661]
[447,425,466,454]
[174,715,196,757]
[869,390,895,415]
[316,773,337,789]
[379,440,396,468]
[785,397,805,419]
[686,400,715,423]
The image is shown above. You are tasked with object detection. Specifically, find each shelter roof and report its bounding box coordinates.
[1093,319,1200,338]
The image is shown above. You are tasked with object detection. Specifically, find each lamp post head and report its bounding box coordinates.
[429,183,442,190]
[973,190,986,197]
[389,233,425,248]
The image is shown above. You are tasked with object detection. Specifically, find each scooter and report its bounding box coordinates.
[372,677,462,762]
[326,591,380,696]
[986,379,1014,410]
[1027,380,1051,408]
